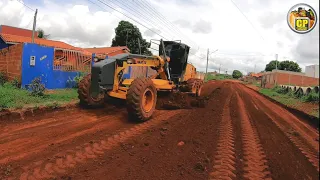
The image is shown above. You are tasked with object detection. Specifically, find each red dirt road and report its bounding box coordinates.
[0,81,318,180]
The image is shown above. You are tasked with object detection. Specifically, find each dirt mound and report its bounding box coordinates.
[156,91,207,110]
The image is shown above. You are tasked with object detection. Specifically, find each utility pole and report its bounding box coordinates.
[275,54,278,70]
[275,53,278,86]
[31,9,38,43]
[219,64,221,74]
[137,38,141,55]
[205,48,218,76]
[205,48,209,75]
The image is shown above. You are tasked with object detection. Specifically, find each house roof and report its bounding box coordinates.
[0,33,86,52]
[0,25,38,37]
[84,46,129,55]
[251,73,263,78]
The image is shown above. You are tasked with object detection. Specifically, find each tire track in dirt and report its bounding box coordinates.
[236,92,271,180]
[15,110,182,180]
[241,85,318,152]
[0,111,127,164]
[241,86,319,172]
[209,89,236,179]
[264,112,319,172]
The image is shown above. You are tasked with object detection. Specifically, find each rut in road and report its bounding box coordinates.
[264,112,319,172]
[15,110,181,180]
[209,92,236,179]
[237,92,271,180]
[241,86,319,172]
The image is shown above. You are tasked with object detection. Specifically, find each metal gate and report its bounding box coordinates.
[53,49,92,72]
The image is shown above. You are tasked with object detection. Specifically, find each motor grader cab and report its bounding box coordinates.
[78,39,204,122]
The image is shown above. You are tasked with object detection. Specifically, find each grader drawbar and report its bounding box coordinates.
[78,39,204,122]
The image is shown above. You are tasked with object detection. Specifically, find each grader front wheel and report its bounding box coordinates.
[126,78,157,122]
[78,74,105,107]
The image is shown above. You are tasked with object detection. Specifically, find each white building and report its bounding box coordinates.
[305,65,319,78]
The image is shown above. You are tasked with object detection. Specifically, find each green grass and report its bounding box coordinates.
[0,83,78,110]
[205,74,233,81]
[259,88,300,106]
[260,87,319,118]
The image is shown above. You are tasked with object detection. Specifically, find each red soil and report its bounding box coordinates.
[0,80,318,180]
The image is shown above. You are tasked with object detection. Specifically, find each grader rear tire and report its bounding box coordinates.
[187,78,198,94]
[126,78,157,122]
[78,74,105,107]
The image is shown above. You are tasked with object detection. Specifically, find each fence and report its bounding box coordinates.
[53,50,91,72]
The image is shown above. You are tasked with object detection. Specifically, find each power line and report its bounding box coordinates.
[124,0,178,40]
[106,0,195,47]
[141,0,199,48]
[16,0,36,11]
[92,0,169,40]
[106,0,171,38]
[229,0,265,41]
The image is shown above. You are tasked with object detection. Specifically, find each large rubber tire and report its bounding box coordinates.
[187,78,203,96]
[187,78,198,94]
[78,74,105,107]
[126,78,157,122]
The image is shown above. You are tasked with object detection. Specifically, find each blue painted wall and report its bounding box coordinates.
[21,43,81,89]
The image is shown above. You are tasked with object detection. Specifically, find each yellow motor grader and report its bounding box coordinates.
[78,39,204,122]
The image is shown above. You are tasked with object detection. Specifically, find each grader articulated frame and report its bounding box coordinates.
[78,39,204,122]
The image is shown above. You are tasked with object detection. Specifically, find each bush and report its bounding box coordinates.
[30,77,46,96]
[67,72,86,88]
[0,72,7,86]
[273,86,286,94]
[302,92,319,102]
[232,70,243,79]
[10,78,21,88]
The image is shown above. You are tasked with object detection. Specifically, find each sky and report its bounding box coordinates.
[0,0,319,74]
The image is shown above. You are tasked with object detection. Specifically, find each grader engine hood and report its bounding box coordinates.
[90,53,130,97]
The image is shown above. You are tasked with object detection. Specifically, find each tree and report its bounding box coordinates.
[232,70,243,79]
[279,60,302,72]
[265,60,302,72]
[111,21,152,55]
[37,28,50,39]
[265,60,280,72]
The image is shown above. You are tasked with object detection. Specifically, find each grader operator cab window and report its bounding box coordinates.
[159,41,190,83]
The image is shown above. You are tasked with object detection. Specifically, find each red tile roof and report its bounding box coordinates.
[84,46,129,55]
[0,25,38,37]
[251,73,263,78]
[0,33,86,52]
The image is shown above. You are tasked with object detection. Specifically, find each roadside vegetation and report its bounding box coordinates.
[205,73,233,81]
[0,72,80,111]
[259,86,319,118]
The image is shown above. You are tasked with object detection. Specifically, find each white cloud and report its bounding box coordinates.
[0,0,319,73]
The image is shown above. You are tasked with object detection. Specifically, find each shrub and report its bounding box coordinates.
[30,77,46,96]
[67,72,86,88]
[302,92,319,102]
[273,86,287,94]
[0,72,7,86]
[10,78,21,88]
